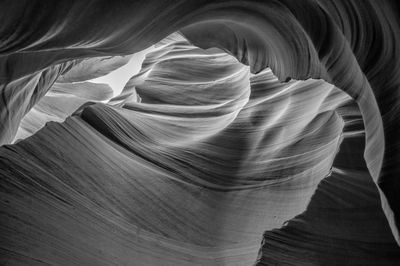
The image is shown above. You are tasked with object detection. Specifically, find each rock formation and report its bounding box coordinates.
[0,1,399,265]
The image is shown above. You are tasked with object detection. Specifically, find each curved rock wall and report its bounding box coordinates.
[0,1,399,265]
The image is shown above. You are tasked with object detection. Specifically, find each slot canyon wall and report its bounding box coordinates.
[0,1,399,265]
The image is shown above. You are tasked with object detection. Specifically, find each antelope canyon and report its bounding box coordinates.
[1,1,400,265]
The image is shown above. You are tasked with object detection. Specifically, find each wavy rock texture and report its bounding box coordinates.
[257,102,400,265]
[0,0,400,265]
[14,81,114,142]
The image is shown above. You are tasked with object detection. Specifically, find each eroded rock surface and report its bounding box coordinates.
[0,1,399,265]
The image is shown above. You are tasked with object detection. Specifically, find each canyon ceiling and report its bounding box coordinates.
[1,1,400,265]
